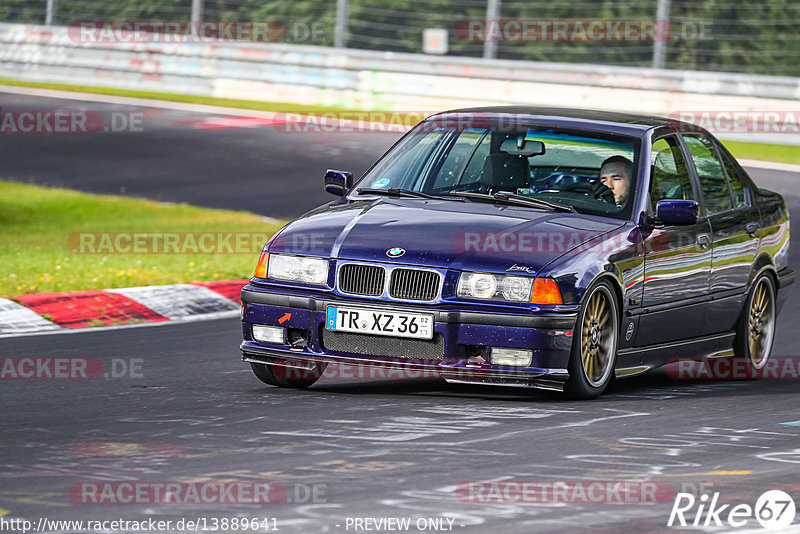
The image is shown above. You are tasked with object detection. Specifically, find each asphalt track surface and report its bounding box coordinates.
[0,91,398,218]
[1,91,800,533]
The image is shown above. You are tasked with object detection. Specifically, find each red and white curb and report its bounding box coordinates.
[0,298,61,333]
[0,279,247,336]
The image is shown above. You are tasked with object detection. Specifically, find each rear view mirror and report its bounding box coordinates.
[656,199,699,225]
[500,138,545,157]
[324,169,353,196]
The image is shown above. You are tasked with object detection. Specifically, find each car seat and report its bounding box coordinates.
[479,153,530,194]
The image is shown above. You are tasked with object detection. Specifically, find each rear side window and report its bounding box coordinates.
[650,136,694,211]
[682,134,732,213]
[719,150,749,208]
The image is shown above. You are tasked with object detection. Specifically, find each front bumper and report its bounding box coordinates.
[239,284,578,391]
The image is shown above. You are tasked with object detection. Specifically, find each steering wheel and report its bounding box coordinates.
[561,180,615,204]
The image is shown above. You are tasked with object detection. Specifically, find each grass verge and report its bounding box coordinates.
[719,140,800,166]
[0,180,282,297]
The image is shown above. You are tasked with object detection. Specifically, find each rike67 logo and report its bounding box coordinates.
[668,490,796,530]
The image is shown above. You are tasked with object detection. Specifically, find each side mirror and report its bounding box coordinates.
[324,169,353,197]
[656,199,699,225]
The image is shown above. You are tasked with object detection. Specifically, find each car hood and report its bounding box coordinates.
[268,198,624,274]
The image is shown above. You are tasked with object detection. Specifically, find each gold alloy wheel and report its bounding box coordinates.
[580,286,617,387]
[748,278,775,368]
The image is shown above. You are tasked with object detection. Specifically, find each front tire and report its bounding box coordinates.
[564,281,619,400]
[730,273,776,379]
[250,360,327,389]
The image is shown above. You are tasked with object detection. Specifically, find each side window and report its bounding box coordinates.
[650,136,694,212]
[719,150,748,208]
[460,132,492,186]
[682,134,733,213]
[430,129,488,191]
[366,128,445,189]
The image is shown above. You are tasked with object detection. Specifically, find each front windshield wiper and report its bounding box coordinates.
[357,188,465,201]
[449,191,576,213]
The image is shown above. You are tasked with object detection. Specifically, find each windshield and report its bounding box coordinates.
[354,116,641,219]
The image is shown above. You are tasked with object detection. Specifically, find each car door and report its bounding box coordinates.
[636,134,713,346]
[680,133,760,335]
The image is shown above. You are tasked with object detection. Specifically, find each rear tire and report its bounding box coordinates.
[730,273,776,379]
[250,360,327,389]
[564,281,619,400]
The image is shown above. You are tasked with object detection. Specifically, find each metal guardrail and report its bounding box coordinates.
[0,22,798,111]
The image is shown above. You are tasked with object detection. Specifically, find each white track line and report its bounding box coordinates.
[739,158,800,173]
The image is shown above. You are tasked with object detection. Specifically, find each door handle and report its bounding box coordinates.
[746,222,759,237]
[697,234,710,248]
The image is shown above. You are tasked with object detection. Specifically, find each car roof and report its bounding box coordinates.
[427,106,691,138]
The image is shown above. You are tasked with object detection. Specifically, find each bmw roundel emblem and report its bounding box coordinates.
[386,247,405,258]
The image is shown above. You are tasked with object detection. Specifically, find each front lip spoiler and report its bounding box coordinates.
[241,286,578,330]
[443,375,566,392]
[241,344,568,392]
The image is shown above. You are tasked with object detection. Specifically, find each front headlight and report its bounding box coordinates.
[266,254,329,285]
[456,272,533,302]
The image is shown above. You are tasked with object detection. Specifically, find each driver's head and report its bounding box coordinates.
[599,155,633,206]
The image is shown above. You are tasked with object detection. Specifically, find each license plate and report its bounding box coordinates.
[326,306,434,340]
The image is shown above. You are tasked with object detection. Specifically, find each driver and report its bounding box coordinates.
[599,155,633,207]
